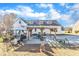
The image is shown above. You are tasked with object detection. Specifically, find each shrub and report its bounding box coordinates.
[0,35,3,43]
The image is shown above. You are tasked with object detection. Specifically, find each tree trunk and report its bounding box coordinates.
[50,29,51,39]
[54,31,56,40]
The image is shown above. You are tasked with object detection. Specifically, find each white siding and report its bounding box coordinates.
[50,26,62,34]
[56,26,62,34]
[12,18,27,30]
[31,26,62,34]
[43,29,50,34]
[12,18,28,35]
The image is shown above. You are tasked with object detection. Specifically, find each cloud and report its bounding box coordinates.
[0,4,77,27]
[40,4,48,8]
[0,5,46,19]
[17,5,34,13]
[0,6,33,15]
[0,10,5,15]
[25,12,46,18]
[37,3,61,20]
[69,24,74,27]
[48,8,61,20]
[59,13,75,27]
[0,4,61,20]
[0,9,21,16]
[60,3,66,6]
[18,5,61,20]
[35,4,62,20]
[67,4,79,20]
[0,4,75,22]
[5,9,21,14]
[60,3,73,9]
[70,4,79,11]
[39,3,53,9]
[16,5,47,19]
[61,14,71,20]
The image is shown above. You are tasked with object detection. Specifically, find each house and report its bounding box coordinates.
[10,17,63,36]
[10,17,28,35]
[27,20,63,35]
[73,20,79,34]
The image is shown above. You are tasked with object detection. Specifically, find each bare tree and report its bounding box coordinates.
[2,13,16,32]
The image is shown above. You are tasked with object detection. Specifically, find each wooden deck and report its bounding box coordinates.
[14,44,54,56]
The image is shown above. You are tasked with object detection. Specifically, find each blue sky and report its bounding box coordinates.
[0,3,79,27]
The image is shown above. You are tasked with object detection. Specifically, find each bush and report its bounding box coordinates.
[0,36,3,43]
[75,31,79,33]
[0,32,14,43]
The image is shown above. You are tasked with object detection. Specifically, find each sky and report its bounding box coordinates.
[0,3,79,27]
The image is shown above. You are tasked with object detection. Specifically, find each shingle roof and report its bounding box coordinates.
[27,20,61,26]
[17,17,61,26]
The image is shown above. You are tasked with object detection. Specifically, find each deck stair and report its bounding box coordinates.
[46,36,70,48]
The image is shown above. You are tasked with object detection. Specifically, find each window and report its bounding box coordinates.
[29,21,33,24]
[39,21,43,24]
[50,28,57,32]
[46,21,52,24]
[54,28,57,32]
[19,21,21,24]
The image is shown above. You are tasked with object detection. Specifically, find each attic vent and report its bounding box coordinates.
[19,21,21,24]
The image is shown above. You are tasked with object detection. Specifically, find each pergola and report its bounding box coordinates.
[27,26,57,38]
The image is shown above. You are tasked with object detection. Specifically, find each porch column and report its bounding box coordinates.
[40,28,44,36]
[27,28,29,40]
[50,28,53,35]
[40,28,44,42]
[29,28,32,36]
[27,28,33,40]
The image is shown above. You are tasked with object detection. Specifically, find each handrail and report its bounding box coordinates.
[48,38,70,48]
[64,38,71,48]
[54,38,71,48]
[46,37,61,48]
[46,34,71,48]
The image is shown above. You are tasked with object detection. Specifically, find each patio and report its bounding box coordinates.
[24,38,42,44]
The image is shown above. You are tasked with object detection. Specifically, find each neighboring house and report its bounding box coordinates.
[73,20,79,34]
[10,17,63,36]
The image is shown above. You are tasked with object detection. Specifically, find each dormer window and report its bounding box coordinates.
[39,20,43,24]
[46,21,52,24]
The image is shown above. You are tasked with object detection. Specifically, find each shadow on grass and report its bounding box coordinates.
[42,50,54,56]
[14,44,40,53]
[41,44,54,56]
